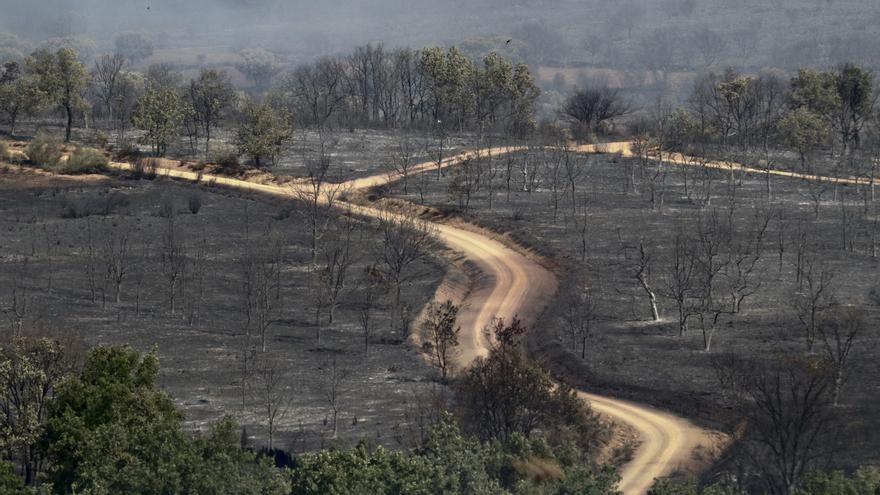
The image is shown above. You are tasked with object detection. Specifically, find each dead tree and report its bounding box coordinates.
[715,356,836,495]
[102,222,133,305]
[186,234,208,327]
[377,209,432,333]
[314,216,356,343]
[391,133,417,195]
[691,210,732,352]
[256,354,291,451]
[793,259,835,353]
[621,237,661,322]
[132,240,151,316]
[559,273,597,360]
[320,356,348,439]
[294,134,344,269]
[356,265,384,354]
[160,212,187,316]
[2,273,34,337]
[817,307,863,406]
[83,218,99,304]
[662,230,697,336]
[422,300,460,381]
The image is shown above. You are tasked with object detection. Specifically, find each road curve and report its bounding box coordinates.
[103,147,717,494]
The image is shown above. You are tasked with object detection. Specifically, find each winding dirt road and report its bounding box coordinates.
[103,146,718,494]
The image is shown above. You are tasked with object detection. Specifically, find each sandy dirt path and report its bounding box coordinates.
[103,148,717,494]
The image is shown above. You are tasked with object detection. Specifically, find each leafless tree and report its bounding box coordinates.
[447,157,479,212]
[817,307,863,406]
[376,209,433,333]
[356,265,384,354]
[101,222,132,305]
[662,230,697,336]
[793,259,835,353]
[83,218,99,304]
[691,210,733,351]
[393,384,450,449]
[715,356,836,495]
[160,212,187,316]
[559,273,596,360]
[390,133,417,195]
[93,53,126,125]
[186,233,208,327]
[131,239,151,316]
[256,354,292,451]
[422,300,460,382]
[320,356,348,439]
[314,215,356,343]
[2,272,35,337]
[621,237,660,322]
[543,146,564,224]
[294,133,345,269]
[560,86,630,137]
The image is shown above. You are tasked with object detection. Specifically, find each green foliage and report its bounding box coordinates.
[25,47,89,141]
[0,337,68,486]
[291,442,449,495]
[418,46,538,136]
[26,132,62,168]
[648,479,741,495]
[43,345,289,495]
[132,88,185,156]
[234,101,292,167]
[0,61,49,135]
[0,461,24,494]
[291,414,619,495]
[798,467,880,495]
[778,107,828,167]
[188,417,290,495]
[61,147,108,174]
[456,335,607,458]
[45,346,189,494]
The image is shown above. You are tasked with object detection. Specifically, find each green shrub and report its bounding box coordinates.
[210,144,241,174]
[61,147,109,174]
[26,133,63,169]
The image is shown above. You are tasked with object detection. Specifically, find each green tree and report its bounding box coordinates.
[831,64,874,152]
[234,101,293,167]
[0,61,49,135]
[422,300,460,382]
[779,107,828,169]
[44,346,191,494]
[0,337,69,486]
[188,416,290,495]
[189,69,236,156]
[291,442,448,495]
[132,88,185,156]
[26,47,89,142]
[798,467,880,495]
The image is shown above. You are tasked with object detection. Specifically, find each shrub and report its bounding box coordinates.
[26,133,63,169]
[94,131,109,149]
[115,140,142,161]
[0,142,8,162]
[61,147,109,174]
[210,144,241,174]
[188,193,202,214]
[131,157,159,179]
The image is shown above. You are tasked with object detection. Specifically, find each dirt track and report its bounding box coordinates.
[102,146,718,494]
